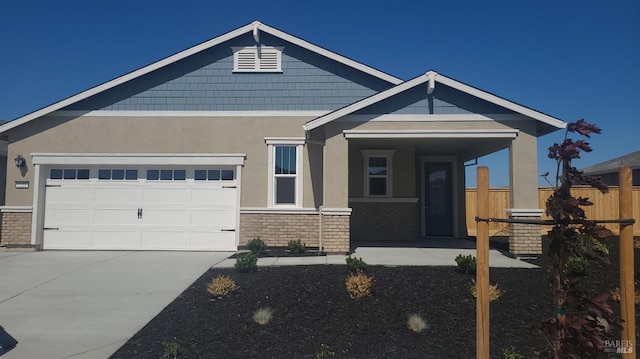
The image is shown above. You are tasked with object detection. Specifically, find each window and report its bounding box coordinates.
[232,46,283,72]
[362,150,395,197]
[98,169,138,181]
[265,139,304,207]
[194,169,235,181]
[50,168,89,180]
[146,169,186,181]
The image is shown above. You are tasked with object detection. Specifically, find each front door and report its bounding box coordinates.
[423,162,453,237]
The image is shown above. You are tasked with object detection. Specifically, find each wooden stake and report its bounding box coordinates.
[477,167,490,359]
[619,166,635,358]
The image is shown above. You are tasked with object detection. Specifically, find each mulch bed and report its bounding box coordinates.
[110,238,639,359]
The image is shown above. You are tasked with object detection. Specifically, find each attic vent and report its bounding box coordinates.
[232,46,283,72]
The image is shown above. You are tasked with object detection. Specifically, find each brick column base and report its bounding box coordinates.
[321,211,350,254]
[1,209,35,250]
[507,209,543,255]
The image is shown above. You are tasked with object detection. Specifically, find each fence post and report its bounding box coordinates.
[477,166,490,359]
[619,166,635,357]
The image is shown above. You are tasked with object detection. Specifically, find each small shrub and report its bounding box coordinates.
[455,254,476,274]
[345,272,373,299]
[469,279,504,302]
[253,307,273,325]
[235,253,258,272]
[247,237,267,255]
[287,239,306,253]
[345,255,367,273]
[634,237,640,250]
[407,313,428,333]
[160,339,179,359]
[316,343,335,358]
[566,256,588,276]
[207,275,238,298]
[578,234,610,255]
[502,345,524,359]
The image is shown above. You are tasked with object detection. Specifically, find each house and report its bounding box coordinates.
[582,151,640,186]
[0,21,565,254]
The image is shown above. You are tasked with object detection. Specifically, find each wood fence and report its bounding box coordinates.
[466,186,640,236]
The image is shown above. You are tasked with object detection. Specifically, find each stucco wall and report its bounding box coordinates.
[4,115,320,208]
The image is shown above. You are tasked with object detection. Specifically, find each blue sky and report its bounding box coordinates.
[1,1,638,187]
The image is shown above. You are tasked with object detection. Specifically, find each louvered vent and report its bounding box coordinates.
[233,46,283,72]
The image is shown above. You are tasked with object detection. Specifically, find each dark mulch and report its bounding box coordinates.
[229,247,326,258]
[111,238,639,359]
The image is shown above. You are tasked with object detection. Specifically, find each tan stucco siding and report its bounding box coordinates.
[505,120,539,208]
[4,115,319,208]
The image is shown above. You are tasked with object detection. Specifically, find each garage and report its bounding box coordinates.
[32,154,244,251]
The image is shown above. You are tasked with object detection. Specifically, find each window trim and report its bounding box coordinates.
[232,46,283,73]
[266,139,304,207]
[362,149,395,198]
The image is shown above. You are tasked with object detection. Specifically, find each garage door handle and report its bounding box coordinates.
[221,229,236,232]
[137,208,142,219]
[222,186,236,189]
[44,227,59,230]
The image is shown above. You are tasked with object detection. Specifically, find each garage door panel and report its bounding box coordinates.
[141,210,191,226]
[191,188,236,205]
[143,188,190,204]
[45,187,93,204]
[93,209,139,225]
[43,230,93,250]
[44,209,94,226]
[94,187,143,204]
[92,230,142,249]
[140,231,189,249]
[191,209,236,227]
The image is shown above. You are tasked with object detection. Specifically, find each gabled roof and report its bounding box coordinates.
[582,151,640,175]
[303,70,567,132]
[0,21,402,134]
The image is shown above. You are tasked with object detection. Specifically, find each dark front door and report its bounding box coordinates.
[424,162,453,237]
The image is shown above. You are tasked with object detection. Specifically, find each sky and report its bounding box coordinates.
[1,0,638,187]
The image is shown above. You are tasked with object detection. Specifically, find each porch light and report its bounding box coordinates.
[14,155,25,168]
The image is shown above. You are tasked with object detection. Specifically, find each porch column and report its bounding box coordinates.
[321,124,351,253]
[508,122,542,255]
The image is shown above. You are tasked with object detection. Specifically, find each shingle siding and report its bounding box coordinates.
[66,33,393,112]
[356,83,516,115]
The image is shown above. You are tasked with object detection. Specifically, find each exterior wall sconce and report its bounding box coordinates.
[14,155,26,168]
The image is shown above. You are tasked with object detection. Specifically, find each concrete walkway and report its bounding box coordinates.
[0,251,232,359]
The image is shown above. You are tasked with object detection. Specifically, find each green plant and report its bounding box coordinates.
[454,254,476,274]
[287,239,306,254]
[247,237,267,255]
[407,314,428,333]
[501,345,524,359]
[235,253,258,272]
[160,339,179,359]
[566,256,588,276]
[316,343,335,358]
[207,275,238,298]
[610,286,640,305]
[253,307,273,325]
[539,119,621,356]
[468,278,504,302]
[345,272,373,299]
[345,255,367,273]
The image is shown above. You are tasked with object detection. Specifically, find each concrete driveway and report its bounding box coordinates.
[0,251,232,359]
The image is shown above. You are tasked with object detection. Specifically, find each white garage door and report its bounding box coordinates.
[42,167,238,250]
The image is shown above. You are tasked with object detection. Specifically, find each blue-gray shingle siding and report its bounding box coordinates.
[66,33,394,112]
[355,83,515,115]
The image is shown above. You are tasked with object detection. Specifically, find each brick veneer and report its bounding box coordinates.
[239,212,350,254]
[1,211,33,247]
[508,216,543,255]
[350,201,418,242]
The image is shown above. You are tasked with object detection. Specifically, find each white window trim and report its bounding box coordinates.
[266,140,303,208]
[361,149,395,198]
[232,46,283,73]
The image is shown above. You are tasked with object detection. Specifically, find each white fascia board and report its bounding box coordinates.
[264,137,306,145]
[303,73,431,131]
[258,23,402,86]
[31,153,246,166]
[434,74,566,129]
[343,129,519,139]
[50,110,330,118]
[0,206,33,213]
[337,113,530,123]
[0,24,256,134]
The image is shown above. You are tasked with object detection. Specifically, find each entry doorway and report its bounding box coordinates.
[421,158,457,237]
